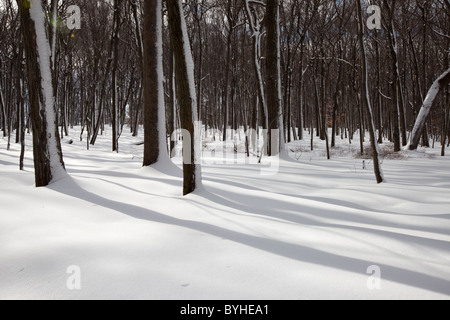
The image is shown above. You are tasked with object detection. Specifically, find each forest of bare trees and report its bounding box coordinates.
[0,0,449,192]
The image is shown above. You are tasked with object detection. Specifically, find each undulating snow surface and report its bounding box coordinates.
[1,127,449,300]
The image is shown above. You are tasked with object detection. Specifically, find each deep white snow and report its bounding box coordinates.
[0,127,449,300]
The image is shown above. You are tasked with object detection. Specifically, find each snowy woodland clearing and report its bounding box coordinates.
[1,127,450,300]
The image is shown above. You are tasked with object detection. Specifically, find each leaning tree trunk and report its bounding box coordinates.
[167,0,201,196]
[17,0,65,187]
[408,68,450,150]
[356,0,384,184]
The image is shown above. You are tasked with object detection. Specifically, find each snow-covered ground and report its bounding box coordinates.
[1,127,449,300]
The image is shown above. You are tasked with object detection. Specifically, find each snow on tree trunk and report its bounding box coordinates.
[179,0,202,189]
[408,68,450,150]
[167,0,202,196]
[18,0,66,187]
[29,0,66,175]
[143,0,169,166]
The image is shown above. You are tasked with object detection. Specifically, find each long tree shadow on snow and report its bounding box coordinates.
[49,176,450,297]
[194,183,450,238]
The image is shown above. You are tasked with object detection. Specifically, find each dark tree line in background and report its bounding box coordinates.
[0,0,449,190]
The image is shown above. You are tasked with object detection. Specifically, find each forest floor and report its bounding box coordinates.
[1,126,450,300]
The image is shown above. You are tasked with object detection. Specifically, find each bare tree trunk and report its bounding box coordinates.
[441,98,449,156]
[383,0,401,152]
[132,85,142,137]
[143,0,167,166]
[375,30,383,144]
[319,39,326,142]
[222,14,232,142]
[168,46,176,155]
[420,3,430,148]
[356,0,384,184]
[111,0,121,153]
[266,0,285,157]
[0,57,7,139]
[16,41,26,170]
[398,71,407,147]
[167,0,200,196]
[252,33,267,131]
[0,79,6,138]
[244,0,268,154]
[357,91,364,156]
[90,58,111,145]
[132,0,144,69]
[17,0,65,187]
[131,1,143,138]
[298,43,305,141]
[194,3,204,121]
[332,43,343,148]
[19,75,26,171]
